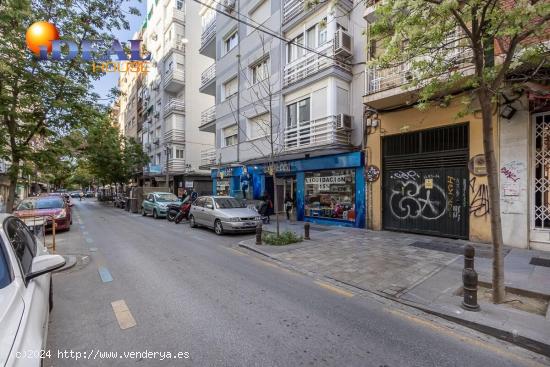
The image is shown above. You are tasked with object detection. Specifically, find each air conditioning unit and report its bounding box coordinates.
[221,0,235,12]
[152,81,159,90]
[153,137,160,145]
[151,32,158,41]
[336,114,353,130]
[154,110,160,119]
[334,29,352,58]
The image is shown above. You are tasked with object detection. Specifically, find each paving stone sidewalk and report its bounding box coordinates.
[240,221,550,353]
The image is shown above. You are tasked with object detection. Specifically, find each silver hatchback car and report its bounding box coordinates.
[189,196,261,235]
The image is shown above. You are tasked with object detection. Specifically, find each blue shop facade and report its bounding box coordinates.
[211,151,365,228]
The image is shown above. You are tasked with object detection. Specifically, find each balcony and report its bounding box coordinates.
[199,17,216,58]
[167,158,190,173]
[200,148,217,167]
[364,46,474,109]
[163,69,185,93]
[283,41,351,88]
[164,128,185,143]
[284,115,352,151]
[165,7,185,30]
[165,37,186,55]
[199,63,216,96]
[153,137,160,145]
[283,0,352,29]
[163,98,185,117]
[199,105,216,133]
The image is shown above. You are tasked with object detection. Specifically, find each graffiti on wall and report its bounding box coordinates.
[389,179,447,220]
[469,177,490,217]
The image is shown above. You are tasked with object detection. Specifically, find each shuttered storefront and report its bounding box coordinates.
[382,124,469,239]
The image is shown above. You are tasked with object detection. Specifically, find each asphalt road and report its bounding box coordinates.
[45,200,549,367]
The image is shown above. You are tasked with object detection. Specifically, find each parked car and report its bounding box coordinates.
[189,196,261,235]
[141,192,182,219]
[69,191,80,198]
[0,214,66,367]
[13,196,72,231]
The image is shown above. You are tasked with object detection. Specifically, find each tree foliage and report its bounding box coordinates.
[0,0,139,210]
[368,0,549,303]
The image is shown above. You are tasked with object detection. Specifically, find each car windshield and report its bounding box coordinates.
[16,198,64,210]
[0,239,11,289]
[214,197,244,209]
[156,193,179,202]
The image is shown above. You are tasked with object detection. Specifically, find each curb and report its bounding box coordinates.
[53,255,77,273]
[238,241,550,358]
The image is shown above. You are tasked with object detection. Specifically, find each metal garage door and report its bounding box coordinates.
[382,124,469,239]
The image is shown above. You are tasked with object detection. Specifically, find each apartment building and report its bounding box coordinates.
[137,0,214,193]
[362,3,550,250]
[199,0,367,228]
[118,41,143,142]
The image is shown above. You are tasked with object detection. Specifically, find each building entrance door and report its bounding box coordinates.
[531,112,550,246]
[382,124,470,239]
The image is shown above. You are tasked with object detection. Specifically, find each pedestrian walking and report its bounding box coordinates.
[284,193,293,221]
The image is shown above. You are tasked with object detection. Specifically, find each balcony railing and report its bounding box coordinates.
[283,41,351,87]
[200,105,216,125]
[200,148,217,166]
[365,34,474,95]
[165,7,185,29]
[283,0,352,25]
[164,128,185,143]
[284,115,352,151]
[163,69,185,90]
[200,63,216,88]
[201,18,216,48]
[166,37,186,53]
[163,98,185,116]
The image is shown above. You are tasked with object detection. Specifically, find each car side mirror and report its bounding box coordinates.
[25,254,66,282]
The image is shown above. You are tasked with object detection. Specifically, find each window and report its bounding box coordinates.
[223,77,238,100]
[4,218,36,278]
[318,18,327,46]
[251,57,269,84]
[0,239,11,289]
[175,148,185,159]
[223,124,238,146]
[304,169,356,221]
[287,34,304,62]
[224,30,238,54]
[248,0,270,34]
[176,0,184,10]
[248,113,269,139]
[306,26,316,48]
[287,98,310,128]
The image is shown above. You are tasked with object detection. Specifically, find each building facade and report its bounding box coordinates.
[362,2,550,250]
[199,0,367,228]
[135,0,214,191]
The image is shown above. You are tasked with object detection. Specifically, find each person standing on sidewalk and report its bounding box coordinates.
[284,193,293,221]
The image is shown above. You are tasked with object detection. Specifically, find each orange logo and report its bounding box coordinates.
[26,21,59,55]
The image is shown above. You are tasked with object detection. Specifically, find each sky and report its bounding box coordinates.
[91,1,148,103]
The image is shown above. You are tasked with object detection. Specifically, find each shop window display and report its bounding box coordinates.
[304,169,355,221]
[216,179,230,196]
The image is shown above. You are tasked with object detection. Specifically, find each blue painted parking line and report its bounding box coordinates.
[98,267,113,283]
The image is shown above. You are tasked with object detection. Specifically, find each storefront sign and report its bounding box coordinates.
[365,165,380,182]
[185,181,194,188]
[305,175,348,185]
[148,164,161,174]
[424,178,433,189]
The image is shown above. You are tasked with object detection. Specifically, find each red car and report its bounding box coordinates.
[13,196,72,231]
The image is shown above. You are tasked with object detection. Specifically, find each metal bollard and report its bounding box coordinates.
[304,222,310,240]
[462,244,479,310]
[464,244,475,269]
[256,223,262,245]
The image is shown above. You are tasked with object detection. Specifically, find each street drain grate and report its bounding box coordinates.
[530,257,550,267]
[408,241,510,258]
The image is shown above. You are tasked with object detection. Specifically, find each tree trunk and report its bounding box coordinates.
[273,169,280,236]
[478,88,505,304]
[6,175,18,214]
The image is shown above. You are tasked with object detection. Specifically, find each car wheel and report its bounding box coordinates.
[142,207,146,216]
[49,277,53,312]
[214,219,223,235]
[153,209,158,219]
[189,215,197,228]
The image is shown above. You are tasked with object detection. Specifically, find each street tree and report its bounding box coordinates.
[368,0,549,303]
[227,33,285,235]
[0,0,139,211]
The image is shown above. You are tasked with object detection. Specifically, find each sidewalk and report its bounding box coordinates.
[240,221,550,356]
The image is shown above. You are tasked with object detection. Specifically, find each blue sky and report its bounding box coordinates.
[92,1,147,103]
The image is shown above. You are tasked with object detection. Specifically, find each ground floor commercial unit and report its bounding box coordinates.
[210,151,366,228]
[364,91,550,251]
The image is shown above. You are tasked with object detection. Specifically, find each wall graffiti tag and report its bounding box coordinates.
[469,177,490,217]
[389,180,447,220]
